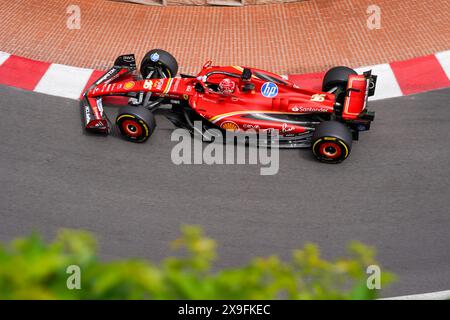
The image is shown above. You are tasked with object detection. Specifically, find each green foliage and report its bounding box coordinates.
[0,226,394,299]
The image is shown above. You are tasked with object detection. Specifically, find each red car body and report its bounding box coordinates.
[80,52,376,161]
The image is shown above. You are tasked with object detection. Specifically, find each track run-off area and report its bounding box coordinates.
[0,84,449,297]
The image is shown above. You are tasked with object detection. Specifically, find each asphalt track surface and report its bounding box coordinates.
[0,84,449,297]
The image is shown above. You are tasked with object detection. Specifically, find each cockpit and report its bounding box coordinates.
[191,65,290,96]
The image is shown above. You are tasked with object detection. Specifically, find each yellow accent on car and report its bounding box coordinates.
[338,140,349,158]
[123,81,135,90]
[312,138,323,156]
[208,110,312,123]
[138,119,149,136]
[116,114,136,122]
[163,78,173,94]
[220,121,239,131]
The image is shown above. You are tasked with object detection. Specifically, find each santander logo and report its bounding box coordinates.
[289,105,329,113]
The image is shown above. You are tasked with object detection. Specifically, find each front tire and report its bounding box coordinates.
[141,49,178,79]
[311,121,352,163]
[116,106,156,143]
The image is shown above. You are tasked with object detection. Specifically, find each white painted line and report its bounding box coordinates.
[34,63,94,99]
[381,289,450,300]
[435,50,450,80]
[0,51,11,66]
[355,63,403,100]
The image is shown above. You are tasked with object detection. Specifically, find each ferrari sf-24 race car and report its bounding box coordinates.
[80,49,377,163]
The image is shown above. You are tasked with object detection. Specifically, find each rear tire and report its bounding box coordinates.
[322,66,357,92]
[311,121,352,163]
[116,106,156,143]
[141,49,178,79]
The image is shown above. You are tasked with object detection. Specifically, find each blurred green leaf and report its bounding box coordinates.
[0,226,394,300]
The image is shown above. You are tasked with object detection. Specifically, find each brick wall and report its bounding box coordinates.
[116,0,304,6]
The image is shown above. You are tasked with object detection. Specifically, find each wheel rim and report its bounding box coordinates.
[319,142,342,159]
[122,119,142,138]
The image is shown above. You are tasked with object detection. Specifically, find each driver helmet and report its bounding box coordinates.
[218,78,236,94]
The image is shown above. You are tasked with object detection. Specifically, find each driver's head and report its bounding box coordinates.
[218,78,236,94]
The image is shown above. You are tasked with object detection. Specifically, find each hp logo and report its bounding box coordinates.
[261,82,278,98]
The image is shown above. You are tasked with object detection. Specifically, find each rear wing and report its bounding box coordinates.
[80,54,137,132]
[340,71,377,139]
[342,71,377,121]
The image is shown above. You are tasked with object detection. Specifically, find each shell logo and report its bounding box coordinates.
[124,81,135,90]
[220,121,239,131]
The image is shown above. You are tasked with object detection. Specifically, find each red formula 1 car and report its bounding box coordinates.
[80,49,377,163]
